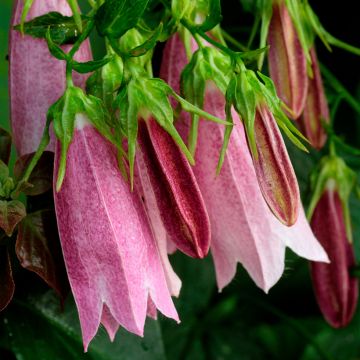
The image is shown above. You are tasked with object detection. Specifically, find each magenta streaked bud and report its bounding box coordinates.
[9,0,91,156]
[54,115,178,350]
[136,118,211,259]
[299,48,330,150]
[310,186,358,328]
[268,0,308,119]
[253,105,300,226]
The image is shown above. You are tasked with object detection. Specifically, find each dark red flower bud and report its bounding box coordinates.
[252,105,300,226]
[268,0,308,119]
[310,187,358,328]
[136,118,211,259]
[299,48,330,150]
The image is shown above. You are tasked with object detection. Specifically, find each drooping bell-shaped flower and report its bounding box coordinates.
[161,35,328,292]
[267,0,308,119]
[54,115,179,350]
[310,185,358,328]
[9,0,91,156]
[299,48,330,150]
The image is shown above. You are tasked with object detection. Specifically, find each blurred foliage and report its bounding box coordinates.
[0,0,360,359]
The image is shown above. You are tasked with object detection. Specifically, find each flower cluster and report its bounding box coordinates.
[3,0,359,352]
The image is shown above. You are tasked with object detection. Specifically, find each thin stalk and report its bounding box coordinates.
[320,64,360,116]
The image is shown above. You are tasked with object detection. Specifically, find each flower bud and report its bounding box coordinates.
[268,0,308,119]
[136,118,211,259]
[252,105,300,226]
[310,184,358,328]
[299,48,330,150]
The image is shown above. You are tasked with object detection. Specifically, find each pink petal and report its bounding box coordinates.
[9,0,91,156]
[54,116,178,351]
[134,159,182,297]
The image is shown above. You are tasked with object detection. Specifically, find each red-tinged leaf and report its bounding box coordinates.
[0,200,26,237]
[0,248,15,311]
[0,128,12,165]
[16,209,69,300]
[252,106,300,226]
[137,118,211,259]
[310,188,358,328]
[14,151,54,196]
[299,48,330,150]
[268,1,308,119]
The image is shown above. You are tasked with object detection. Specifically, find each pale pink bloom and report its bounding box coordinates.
[161,35,328,292]
[54,115,178,350]
[9,0,91,156]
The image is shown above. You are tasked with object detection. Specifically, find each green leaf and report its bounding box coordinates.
[16,210,69,300]
[14,12,89,45]
[95,0,150,38]
[198,0,222,32]
[71,57,112,74]
[45,28,68,61]
[1,291,167,359]
[0,200,26,237]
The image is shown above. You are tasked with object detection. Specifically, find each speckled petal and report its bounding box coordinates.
[9,0,91,156]
[54,116,178,350]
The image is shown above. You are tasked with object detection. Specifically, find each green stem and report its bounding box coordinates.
[66,0,83,32]
[326,33,360,56]
[20,0,34,34]
[320,63,360,116]
[247,14,260,49]
[221,29,248,51]
[69,18,95,58]
[66,63,74,88]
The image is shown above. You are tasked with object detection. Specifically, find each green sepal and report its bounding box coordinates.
[71,56,113,74]
[128,22,163,57]
[308,155,357,242]
[217,76,236,174]
[180,47,231,154]
[52,86,119,191]
[45,28,68,61]
[20,0,34,34]
[233,67,257,158]
[86,55,124,109]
